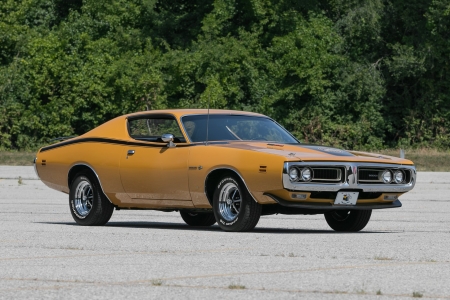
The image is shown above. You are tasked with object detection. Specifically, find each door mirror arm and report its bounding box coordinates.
[161,134,176,148]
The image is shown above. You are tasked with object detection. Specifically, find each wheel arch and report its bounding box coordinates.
[67,164,113,204]
[204,168,257,206]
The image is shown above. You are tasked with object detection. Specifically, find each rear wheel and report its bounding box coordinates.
[213,175,261,232]
[180,211,216,226]
[69,173,114,226]
[324,210,372,232]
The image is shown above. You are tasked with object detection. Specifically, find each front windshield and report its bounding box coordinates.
[181,114,299,143]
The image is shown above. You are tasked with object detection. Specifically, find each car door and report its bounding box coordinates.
[119,114,191,201]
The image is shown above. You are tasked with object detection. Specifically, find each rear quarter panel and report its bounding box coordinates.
[36,141,128,205]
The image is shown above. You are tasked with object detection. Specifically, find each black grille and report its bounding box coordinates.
[313,169,339,180]
[310,167,344,183]
[358,169,381,181]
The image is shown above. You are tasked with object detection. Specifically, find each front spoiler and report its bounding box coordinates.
[264,194,402,210]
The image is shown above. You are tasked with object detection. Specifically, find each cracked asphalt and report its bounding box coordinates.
[1,167,449,299]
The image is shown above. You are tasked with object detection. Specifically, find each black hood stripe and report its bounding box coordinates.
[299,145,355,157]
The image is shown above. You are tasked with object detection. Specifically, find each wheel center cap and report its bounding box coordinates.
[226,199,232,205]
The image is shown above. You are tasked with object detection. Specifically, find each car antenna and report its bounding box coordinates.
[205,87,210,146]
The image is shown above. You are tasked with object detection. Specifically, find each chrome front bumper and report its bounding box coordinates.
[283,162,416,193]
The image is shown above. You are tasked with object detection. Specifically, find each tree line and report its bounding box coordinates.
[1,0,449,150]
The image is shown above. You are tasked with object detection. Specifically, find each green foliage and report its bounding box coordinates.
[0,0,449,150]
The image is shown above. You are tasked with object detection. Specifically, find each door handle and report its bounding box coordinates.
[127,150,135,155]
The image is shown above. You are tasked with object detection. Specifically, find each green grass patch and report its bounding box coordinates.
[374,256,394,261]
[379,148,450,172]
[228,284,246,290]
[0,151,36,166]
[412,291,423,298]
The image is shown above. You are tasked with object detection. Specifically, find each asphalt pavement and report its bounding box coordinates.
[1,167,449,299]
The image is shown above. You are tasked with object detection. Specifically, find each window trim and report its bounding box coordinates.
[180,113,300,144]
[126,113,189,144]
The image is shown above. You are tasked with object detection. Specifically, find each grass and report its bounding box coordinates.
[378,148,450,171]
[412,291,423,298]
[374,256,394,261]
[0,151,35,166]
[228,284,246,290]
[1,148,450,171]
[151,279,163,286]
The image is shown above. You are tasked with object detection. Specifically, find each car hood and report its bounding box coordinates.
[213,142,413,165]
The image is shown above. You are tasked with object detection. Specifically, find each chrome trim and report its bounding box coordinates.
[283,162,416,193]
[126,112,191,144]
[205,167,258,203]
[358,167,410,184]
[161,133,174,142]
[161,133,176,148]
[67,163,113,204]
[33,157,40,180]
[290,167,342,182]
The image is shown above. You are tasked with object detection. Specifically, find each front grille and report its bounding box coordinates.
[358,168,412,184]
[311,168,342,182]
[289,166,345,184]
[284,162,416,192]
[359,168,383,183]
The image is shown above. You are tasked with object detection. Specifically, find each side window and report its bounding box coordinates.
[128,117,186,143]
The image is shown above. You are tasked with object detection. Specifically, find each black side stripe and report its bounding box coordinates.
[40,137,196,153]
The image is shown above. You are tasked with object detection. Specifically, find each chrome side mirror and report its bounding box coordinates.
[161,133,176,148]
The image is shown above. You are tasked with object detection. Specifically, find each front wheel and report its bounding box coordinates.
[180,211,216,226]
[69,173,114,226]
[213,175,261,232]
[324,210,372,232]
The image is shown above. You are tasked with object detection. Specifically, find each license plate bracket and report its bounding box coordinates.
[334,191,359,205]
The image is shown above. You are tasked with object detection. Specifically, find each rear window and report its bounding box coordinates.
[128,117,186,143]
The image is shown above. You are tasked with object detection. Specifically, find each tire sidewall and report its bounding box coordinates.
[69,174,98,224]
[213,176,247,231]
[179,211,216,226]
[324,209,372,232]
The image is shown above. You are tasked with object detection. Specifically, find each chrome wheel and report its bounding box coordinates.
[218,182,241,222]
[74,180,93,217]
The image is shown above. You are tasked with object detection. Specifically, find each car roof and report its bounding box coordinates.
[124,109,266,119]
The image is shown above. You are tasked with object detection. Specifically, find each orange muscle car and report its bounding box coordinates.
[35,109,416,232]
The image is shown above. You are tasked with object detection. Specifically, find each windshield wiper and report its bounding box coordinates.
[225,126,242,140]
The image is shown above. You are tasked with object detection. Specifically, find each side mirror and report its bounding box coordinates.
[161,134,176,148]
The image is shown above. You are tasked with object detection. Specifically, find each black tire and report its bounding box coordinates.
[213,175,261,232]
[324,210,372,232]
[69,172,114,226]
[180,211,216,226]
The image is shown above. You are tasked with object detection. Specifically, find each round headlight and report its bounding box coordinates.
[289,168,299,181]
[394,170,404,183]
[301,168,312,181]
[381,170,392,183]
